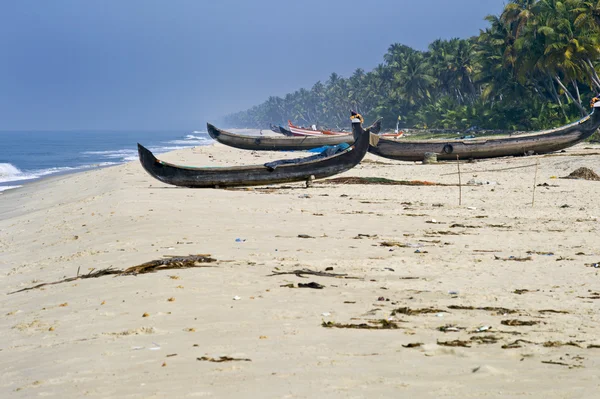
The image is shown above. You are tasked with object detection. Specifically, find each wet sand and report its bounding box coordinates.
[1,138,600,398]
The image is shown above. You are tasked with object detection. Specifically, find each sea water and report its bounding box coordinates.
[0,130,212,192]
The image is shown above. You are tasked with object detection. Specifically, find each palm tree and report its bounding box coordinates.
[501,0,539,38]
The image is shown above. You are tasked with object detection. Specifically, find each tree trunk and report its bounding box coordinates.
[572,80,581,105]
[587,66,600,90]
[532,81,546,99]
[547,78,568,121]
[586,59,600,91]
[554,75,586,116]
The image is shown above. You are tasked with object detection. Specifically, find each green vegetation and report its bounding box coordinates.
[224,0,600,132]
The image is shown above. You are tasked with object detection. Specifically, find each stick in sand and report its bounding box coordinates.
[532,159,539,207]
[457,155,462,206]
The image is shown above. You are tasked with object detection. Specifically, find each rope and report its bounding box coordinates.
[440,163,538,176]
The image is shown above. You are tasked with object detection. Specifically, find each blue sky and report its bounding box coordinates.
[0,0,507,130]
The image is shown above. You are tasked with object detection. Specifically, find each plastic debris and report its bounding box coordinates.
[467,179,498,185]
[448,290,459,296]
[477,326,491,332]
[233,296,241,301]
[467,207,477,210]
[149,343,161,351]
[439,325,461,332]
[235,238,246,243]
[321,312,331,317]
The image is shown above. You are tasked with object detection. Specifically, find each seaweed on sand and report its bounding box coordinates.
[322,319,400,329]
[8,254,217,294]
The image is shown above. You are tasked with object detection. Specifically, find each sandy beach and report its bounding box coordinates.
[1,137,600,398]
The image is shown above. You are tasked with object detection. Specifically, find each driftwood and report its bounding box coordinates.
[118,254,216,275]
[268,268,358,279]
[197,356,251,363]
[494,255,533,262]
[8,254,216,295]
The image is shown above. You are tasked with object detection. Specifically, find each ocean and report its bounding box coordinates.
[0,130,212,192]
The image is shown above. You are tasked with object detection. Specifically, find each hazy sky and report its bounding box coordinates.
[0,0,507,130]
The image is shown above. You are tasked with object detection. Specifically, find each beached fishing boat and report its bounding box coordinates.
[287,120,348,136]
[137,114,373,188]
[268,124,287,135]
[269,123,295,136]
[270,124,283,134]
[369,101,600,162]
[207,124,354,151]
[279,126,295,136]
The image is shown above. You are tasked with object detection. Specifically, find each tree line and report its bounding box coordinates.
[223,0,600,132]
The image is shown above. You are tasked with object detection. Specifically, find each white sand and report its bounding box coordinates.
[1,140,600,398]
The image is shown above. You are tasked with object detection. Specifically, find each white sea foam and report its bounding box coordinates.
[0,163,22,177]
[0,163,36,183]
[0,185,22,192]
[148,145,192,153]
[0,162,119,185]
[170,133,211,145]
[82,138,210,162]
[82,149,138,160]
[168,138,210,145]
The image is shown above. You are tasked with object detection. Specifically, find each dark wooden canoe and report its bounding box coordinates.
[279,126,295,136]
[138,115,372,188]
[369,105,600,162]
[207,123,354,151]
[270,124,284,134]
[270,124,295,136]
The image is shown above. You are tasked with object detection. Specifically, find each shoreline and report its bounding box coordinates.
[1,141,600,398]
[0,163,119,194]
[0,139,221,194]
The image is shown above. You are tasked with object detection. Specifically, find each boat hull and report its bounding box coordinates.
[369,110,600,161]
[288,121,348,136]
[207,124,354,151]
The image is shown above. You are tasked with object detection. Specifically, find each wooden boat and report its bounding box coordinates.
[207,123,354,151]
[269,124,294,136]
[270,123,296,136]
[270,124,283,134]
[287,120,348,136]
[137,114,373,188]
[279,126,295,136]
[369,103,600,162]
[269,124,295,136]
